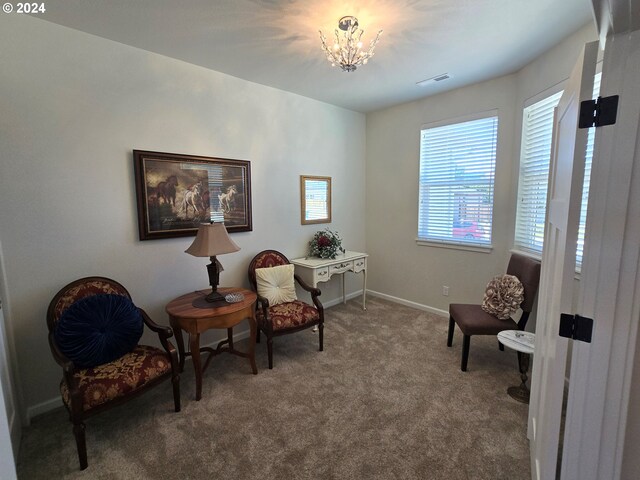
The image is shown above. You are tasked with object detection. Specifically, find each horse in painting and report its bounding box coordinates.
[200,189,210,212]
[156,175,178,207]
[182,183,203,218]
[218,185,237,213]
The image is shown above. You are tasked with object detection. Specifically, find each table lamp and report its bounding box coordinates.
[185,222,240,303]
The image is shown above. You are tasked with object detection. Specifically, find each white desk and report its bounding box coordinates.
[498,330,535,403]
[291,251,368,310]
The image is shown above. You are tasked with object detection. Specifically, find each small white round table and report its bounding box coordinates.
[497,330,535,404]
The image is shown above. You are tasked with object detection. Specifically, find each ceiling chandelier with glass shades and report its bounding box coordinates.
[319,16,383,72]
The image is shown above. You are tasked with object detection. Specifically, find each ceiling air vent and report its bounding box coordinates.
[416,73,451,87]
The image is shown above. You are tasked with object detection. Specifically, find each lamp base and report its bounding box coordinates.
[192,290,228,309]
[205,290,225,303]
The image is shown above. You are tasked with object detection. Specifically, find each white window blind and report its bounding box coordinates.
[418,115,498,247]
[514,90,563,255]
[514,73,601,267]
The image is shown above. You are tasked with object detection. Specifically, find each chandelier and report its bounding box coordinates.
[319,16,383,72]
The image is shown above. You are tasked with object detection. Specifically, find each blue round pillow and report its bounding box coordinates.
[54,294,144,368]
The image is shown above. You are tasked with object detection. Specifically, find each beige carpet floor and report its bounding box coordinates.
[17,297,531,479]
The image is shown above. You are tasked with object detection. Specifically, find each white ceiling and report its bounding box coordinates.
[34,0,594,113]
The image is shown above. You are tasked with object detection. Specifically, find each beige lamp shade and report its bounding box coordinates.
[185,223,240,257]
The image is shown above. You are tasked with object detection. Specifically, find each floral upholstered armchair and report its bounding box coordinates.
[46,276,181,470]
[248,250,324,369]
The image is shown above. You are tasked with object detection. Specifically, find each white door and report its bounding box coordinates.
[528,41,598,479]
[559,28,640,480]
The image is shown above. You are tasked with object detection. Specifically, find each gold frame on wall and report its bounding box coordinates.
[300,175,332,225]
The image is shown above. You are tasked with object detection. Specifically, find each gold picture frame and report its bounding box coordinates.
[300,175,331,225]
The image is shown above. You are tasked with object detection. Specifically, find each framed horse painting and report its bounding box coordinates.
[133,150,252,240]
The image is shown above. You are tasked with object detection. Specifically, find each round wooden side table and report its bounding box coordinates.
[166,287,257,401]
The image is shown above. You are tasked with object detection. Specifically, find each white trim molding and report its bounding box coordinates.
[367,290,449,318]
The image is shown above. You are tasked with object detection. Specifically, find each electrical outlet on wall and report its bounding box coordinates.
[442,285,449,296]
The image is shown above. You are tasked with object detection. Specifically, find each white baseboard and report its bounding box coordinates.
[366,290,448,318]
[26,396,63,422]
[9,408,20,461]
[26,289,444,421]
[322,290,364,308]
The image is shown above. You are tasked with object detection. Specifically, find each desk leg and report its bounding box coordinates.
[342,273,346,304]
[310,278,321,333]
[362,269,367,311]
[190,333,203,401]
[171,317,186,373]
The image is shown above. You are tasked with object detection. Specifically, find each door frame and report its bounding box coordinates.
[0,241,19,477]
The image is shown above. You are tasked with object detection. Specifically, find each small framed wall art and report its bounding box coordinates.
[300,175,331,225]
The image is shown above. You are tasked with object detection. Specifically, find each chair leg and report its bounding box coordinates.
[461,335,470,372]
[172,373,181,412]
[73,420,88,470]
[499,342,505,351]
[447,316,455,347]
[267,334,274,370]
[318,322,324,352]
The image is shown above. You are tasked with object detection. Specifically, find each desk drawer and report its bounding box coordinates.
[314,267,330,283]
[329,260,353,275]
[354,257,367,273]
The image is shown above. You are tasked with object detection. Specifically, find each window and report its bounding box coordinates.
[514,91,563,255]
[418,114,498,248]
[514,73,601,267]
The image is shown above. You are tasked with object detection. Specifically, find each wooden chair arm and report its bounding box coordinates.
[255,295,270,318]
[294,274,320,296]
[48,333,81,403]
[139,308,173,338]
[309,290,324,314]
[139,308,176,355]
[48,332,76,374]
[293,274,323,311]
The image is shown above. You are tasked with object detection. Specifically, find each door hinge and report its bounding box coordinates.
[559,313,593,343]
[579,95,619,128]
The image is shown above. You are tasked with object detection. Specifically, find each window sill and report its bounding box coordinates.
[509,248,542,262]
[416,239,493,253]
[511,248,583,278]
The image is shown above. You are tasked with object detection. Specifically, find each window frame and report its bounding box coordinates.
[416,110,499,252]
[513,86,564,257]
[513,71,602,272]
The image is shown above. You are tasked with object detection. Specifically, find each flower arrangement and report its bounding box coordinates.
[308,228,345,259]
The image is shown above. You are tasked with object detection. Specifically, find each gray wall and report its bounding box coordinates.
[364,23,597,317]
[365,75,517,312]
[0,15,366,419]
